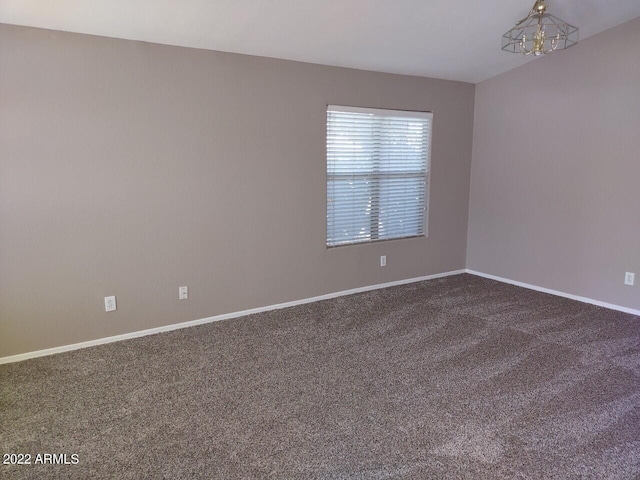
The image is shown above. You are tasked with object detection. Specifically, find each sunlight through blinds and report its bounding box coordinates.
[327,106,432,247]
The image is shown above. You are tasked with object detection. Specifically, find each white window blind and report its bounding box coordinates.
[326,105,432,247]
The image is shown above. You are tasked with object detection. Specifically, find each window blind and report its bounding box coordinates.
[326,105,432,247]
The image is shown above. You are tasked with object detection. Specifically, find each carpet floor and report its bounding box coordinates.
[1,274,639,479]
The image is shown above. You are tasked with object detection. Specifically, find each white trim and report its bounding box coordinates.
[466,269,640,316]
[0,269,466,365]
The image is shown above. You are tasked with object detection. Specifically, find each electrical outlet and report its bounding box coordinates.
[179,286,188,300]
[624,272,635,286]
[380,255,387,267]
[104,296,117,312]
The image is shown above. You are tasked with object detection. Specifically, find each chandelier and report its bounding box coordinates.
[502,0,579,56]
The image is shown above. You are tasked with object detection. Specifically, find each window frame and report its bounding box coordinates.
[326,105,433,248]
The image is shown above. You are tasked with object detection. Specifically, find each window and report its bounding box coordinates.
[326,105,432,247]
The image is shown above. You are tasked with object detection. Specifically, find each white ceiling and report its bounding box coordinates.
[1,0,639,83]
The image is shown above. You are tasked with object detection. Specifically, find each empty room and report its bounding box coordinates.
[1,1,639,478]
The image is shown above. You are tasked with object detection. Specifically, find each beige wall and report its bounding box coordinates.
[468,18,640,311]
[0,25,475,357]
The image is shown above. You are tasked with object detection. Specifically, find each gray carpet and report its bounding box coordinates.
[1,274,639,479]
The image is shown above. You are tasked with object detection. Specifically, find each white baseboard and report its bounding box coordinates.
[0,269,466,365]
[466,269,640,316]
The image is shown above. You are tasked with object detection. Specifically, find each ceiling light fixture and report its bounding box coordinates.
[502,0,578,56]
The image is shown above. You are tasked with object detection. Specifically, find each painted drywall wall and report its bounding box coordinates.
[467,17,640,310]
[0,24,475,357]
